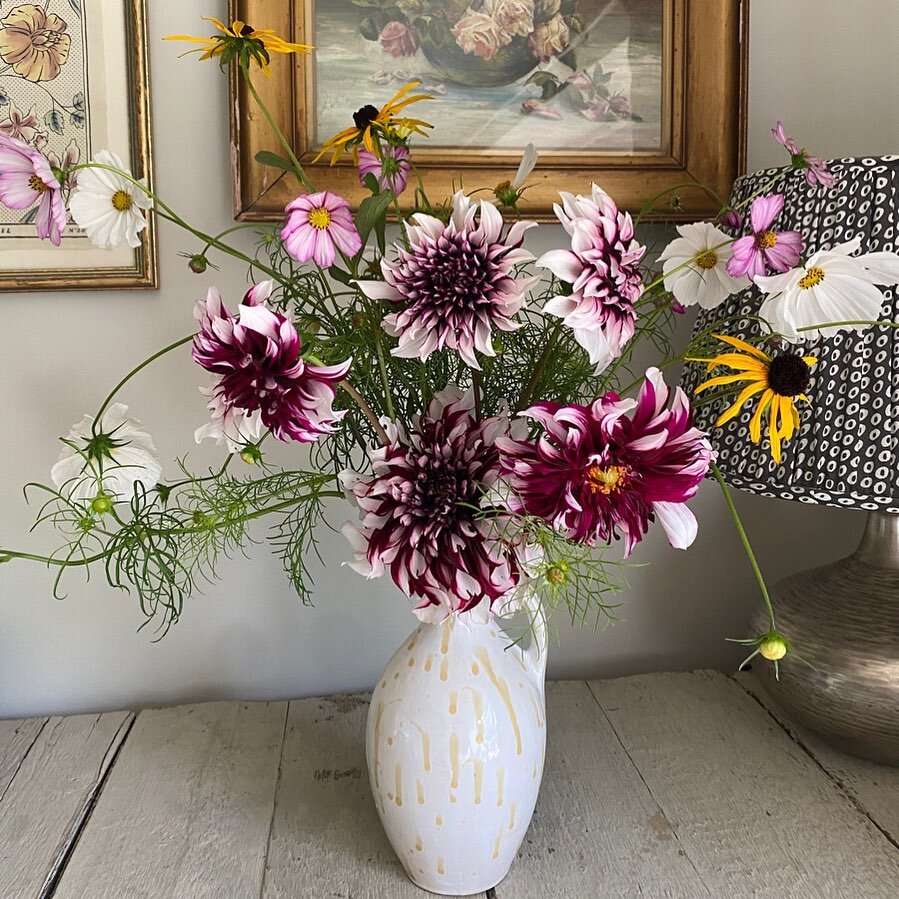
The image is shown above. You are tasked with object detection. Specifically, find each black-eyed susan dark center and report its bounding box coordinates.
[353,104,380,130]
[768,353,812,396]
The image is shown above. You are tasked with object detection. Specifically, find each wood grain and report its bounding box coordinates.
[259,693,480,898]
[738,672,899,847]
[0,712,132,899]
[53,702,287,899]
[589,671,899,899]
[499,681,709,898]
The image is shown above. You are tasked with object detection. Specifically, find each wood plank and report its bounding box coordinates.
[738,672,899,846]
[0,712,132,899]
[500,681,709,898]
[261,693,467,899]
[54,702,287,899]
[590,671,899,899]
[0,716,48,795]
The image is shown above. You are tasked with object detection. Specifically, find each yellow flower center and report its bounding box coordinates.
[111,190,133,212]
[696,250,718,270]
[755,230,778,249]
[308,206,332,230]
[586,464,628,495]
[798,266,826,289]
[28,174,50,194]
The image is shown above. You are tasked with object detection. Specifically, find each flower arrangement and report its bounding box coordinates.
[2,17,899,678]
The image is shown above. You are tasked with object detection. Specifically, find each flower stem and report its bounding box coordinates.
[797,319,899,332]
[711,461,777,631]
[92,335,194,435]
[372,328,396,420]
[241,66,314,192]
[634,181,726,225]
[517,321,561,410]
[340,381,389,445]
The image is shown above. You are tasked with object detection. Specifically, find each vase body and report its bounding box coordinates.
[755,512,899,765]
[418,31,538,88]
[366,613,547,895]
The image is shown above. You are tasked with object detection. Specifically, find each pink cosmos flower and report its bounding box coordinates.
[0,101,38,142]
[281,191,362,268]
[537,184,646,373]
[379,21,419,58]
[0,133,65,244]
[192,281,351,444]
[772,121,834,188]
[341,388,520,622]
[356,191,538,369]
[452,10,509,61]
[727,194,803,281]
[497,368,714,556]
[357,145,410,195]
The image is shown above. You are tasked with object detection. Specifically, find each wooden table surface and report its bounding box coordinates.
[1,671,897,899]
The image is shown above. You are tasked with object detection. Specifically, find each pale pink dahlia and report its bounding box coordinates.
[192,281,351,444]
[727,194,803,281]
[356,191,537,369]
[497,368,714,556]
[281,191,362,268]
[0,133,65,244]
[538,184,646,373]
[341,388,520,621]
[357,145,410,195]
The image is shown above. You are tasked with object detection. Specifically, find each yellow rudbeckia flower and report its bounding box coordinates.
[314,82,433,165]
[689,334,817,464]
[164,18,312,75]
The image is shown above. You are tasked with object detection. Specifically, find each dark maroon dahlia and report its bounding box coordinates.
[355,191,537,369]
[192,281,351,444]
[341,388,520,620]
[497,368,714,556]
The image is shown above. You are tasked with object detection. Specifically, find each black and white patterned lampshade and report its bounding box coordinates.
[683,156,899,512]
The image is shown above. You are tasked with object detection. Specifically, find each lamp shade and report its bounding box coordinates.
[683,156,899,511]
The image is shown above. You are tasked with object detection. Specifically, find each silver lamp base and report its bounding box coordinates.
[755,511,899,766]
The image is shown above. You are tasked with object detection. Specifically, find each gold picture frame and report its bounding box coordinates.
[230,0,748,221]
[0,0,156,291]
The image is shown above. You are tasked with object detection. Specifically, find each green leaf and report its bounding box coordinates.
[255,150,295,173]
[362,172,381,195]
[329,267,354,286]
[354,191,394,249]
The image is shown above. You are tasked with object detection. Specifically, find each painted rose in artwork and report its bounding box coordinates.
[451,9,510,61]
[487,0,535,37]
[379,21,419,58]
[0,5,71,83]
[528,13,570,63]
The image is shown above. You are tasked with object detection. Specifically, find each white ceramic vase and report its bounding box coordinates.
[365,612,547,895]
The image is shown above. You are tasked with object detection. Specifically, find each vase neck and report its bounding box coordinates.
[853,512,899,568]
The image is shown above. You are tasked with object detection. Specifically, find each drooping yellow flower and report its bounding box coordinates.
[314,82,433,165]
[164,18,312,75]
[689,334,817,464]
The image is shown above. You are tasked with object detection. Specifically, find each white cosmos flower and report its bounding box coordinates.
[51,402,162,504]
[195,381,266,454]
[756,238,899,341]
[68,150,152,248]
[658,221,748,309]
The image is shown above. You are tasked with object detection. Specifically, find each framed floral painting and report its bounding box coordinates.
[0,0,155,291]
[231,0,747,220]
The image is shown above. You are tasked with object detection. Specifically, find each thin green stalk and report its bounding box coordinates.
[797,319,899,332]
[241,66,314,191]
[711,461,776,631]
[93,335,194,433]
[517,321,561,410]
[373,328,396,420]
[635,181,726,225]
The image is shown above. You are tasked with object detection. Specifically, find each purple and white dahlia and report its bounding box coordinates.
[192,281,351,444]
[341,388,520,621]
[497,368,714,556]
[538,184,646,373]
[355,191,538,369]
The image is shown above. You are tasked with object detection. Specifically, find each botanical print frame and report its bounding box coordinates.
[231,0,747,221]
[0,0,156,291]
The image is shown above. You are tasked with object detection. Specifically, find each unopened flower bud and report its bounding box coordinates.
[352,312,367,329]
[494,179,520,208]
[759,635,788,661]
[546,563,569,586]
[188,254,208,274]
[492,337,505,355]
[91,494,113,515]
[720,209,742,230]
[299,315,321,336]
[240,444,263,465]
